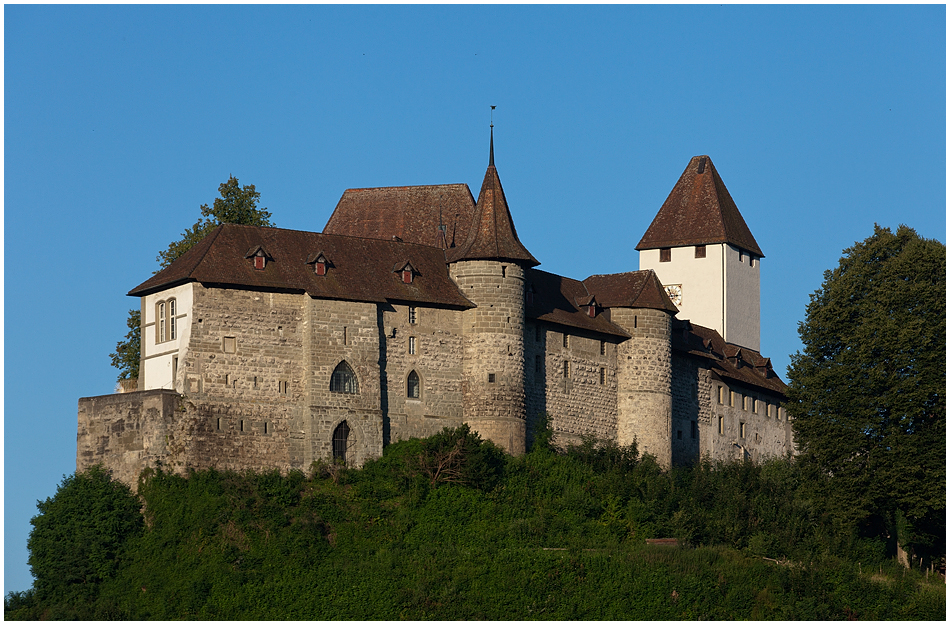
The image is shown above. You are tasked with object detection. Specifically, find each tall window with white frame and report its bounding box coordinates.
[157,298,177,343]
[158,301,166,343]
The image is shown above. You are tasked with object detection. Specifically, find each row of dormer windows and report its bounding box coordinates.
[247,248,419,284]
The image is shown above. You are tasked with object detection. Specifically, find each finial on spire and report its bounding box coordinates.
[489,106,496,166]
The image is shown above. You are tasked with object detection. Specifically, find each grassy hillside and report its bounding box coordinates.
[6,425,945,620]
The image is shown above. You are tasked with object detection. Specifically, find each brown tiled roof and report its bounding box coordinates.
[636,155,764,257]
[323,183,477,250]
[583,270,679,313]
[128,224,474,308]
[445,163,539,266]
[672,320,786,395]
[526,269,629,338]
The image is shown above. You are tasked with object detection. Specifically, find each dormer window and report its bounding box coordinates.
[394,261,417,284]
[307,252,332,276]
[244,245,271,270]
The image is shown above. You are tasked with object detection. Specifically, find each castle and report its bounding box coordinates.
[78,134,791,486]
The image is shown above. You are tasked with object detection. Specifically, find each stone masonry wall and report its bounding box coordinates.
[301,298,383,468]
[670,354,710,464]
[612,308,673,467]
[525,321,618,448]
[383,303,465,443]
[704,376,792,462]
[449,260,526,454]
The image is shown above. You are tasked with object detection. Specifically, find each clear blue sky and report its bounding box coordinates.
[4,4,945,594]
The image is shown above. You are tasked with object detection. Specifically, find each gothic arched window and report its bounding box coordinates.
[330,361,359,394]
[407,370,420,399]
[332,421,350,464]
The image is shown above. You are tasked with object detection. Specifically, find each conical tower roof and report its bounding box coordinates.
[636,155,763,257]
[446,129,539,266]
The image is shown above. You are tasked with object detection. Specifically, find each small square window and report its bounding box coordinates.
[695,245,706,258]
[488,373,495,383]
[660,248,671,262]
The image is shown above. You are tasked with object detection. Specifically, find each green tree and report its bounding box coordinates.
[111,176,273,381]
[786,224,945,561]
[27,466,143,612]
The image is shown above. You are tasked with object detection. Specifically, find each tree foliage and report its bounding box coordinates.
[27,466,143,613]
[111,176,273,380]
[786,224,945,558]
[156,176,273,270]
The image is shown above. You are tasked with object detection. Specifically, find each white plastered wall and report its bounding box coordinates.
[639,243,759,351]
[141,283,194,391]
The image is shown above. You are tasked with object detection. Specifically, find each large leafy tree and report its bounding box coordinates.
[786,224,945,559]
[28,466,143,612]
[110,176,273,380]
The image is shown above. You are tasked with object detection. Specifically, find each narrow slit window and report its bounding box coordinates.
[600,341,606,356]
[408,307,417,324]
[563,361,570,378]
[408,336,416,355]
[600,367,606,385]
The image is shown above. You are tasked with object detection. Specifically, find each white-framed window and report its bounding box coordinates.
[409,336,416,355]
[156,298,177,343]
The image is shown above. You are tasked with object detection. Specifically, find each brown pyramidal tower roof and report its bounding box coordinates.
[636,155,763,257]
[446,127,539,266]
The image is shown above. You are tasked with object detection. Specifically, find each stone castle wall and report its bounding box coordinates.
[704,375,793,462]
[525,323,618,447]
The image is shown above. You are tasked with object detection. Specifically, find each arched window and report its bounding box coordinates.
[330,361,359,394]
[407,370,420,399]
[332,421,350,464]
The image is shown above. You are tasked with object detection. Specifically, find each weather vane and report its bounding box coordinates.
[491,105,496,127]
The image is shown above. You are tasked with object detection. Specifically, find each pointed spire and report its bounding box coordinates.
[445,125,538,266]
[636,155,763,257]
[489,105,496,166]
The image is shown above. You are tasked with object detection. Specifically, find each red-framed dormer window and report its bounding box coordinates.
[588,304,596,318]
[402,269,412,284]
[254,253,266,270]
[316,261,327,276]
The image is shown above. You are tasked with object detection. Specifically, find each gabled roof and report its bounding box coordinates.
[672,320,786,395]
[323,183,477,250]
[582,270,679,314]
[636,155,763,257]
[526,268,629,338]
[128,223,474,309]
[445,133,539,266]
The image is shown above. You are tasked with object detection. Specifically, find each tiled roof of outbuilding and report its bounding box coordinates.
[445,162,539,266]
[672,320,786,395]
[636,155,764,257]
[525,269,629,338]
[323,183,478,250]
[128,223,474,309]
[582,270,679,313]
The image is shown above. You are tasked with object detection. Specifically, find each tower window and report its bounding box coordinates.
[718,416,724,435]
[660,248,671,262]
[563,334,569,348]
[563,361,570,378]
[695,245,706,258]
[408,307,417,324]
[409,336,416,355]
[407,370,420,399]
[332,421,350,464]
[599,367,606,385]
[600,340,606,355]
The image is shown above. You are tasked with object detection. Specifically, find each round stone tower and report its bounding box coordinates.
[447,127,539,454]
[613,306,673,468]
